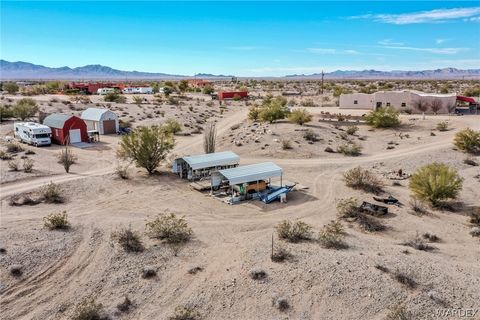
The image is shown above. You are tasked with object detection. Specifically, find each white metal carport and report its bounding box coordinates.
[173,151,240,180]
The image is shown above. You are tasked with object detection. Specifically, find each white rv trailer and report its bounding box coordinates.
[122,87,153,94]
[14,122,52,146]
[97,88,116,95]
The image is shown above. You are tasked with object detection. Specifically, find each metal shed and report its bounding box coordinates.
[80,108,119,134]
[173,151,240,181]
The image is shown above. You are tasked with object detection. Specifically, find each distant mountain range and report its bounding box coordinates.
[1,60,479,80]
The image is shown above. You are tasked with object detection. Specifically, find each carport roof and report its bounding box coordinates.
[181,151,240,170]
[217,162,283,185]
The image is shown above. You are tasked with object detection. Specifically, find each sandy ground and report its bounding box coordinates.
[0,91,479,320]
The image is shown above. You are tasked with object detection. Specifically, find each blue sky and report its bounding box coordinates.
[1,1,479,76]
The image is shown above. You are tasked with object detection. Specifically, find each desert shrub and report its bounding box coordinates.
[259,96,289,123]
[281,139,292,150]
[356,213,386,232]
[463,156,478,166]
[25,149,35,155]
[249,268,267,280]
[111,226,144,252]
[104,92,127,103]
[23,158,34,173]
[43,211,70,230]
[336,197,360,218]
[116,296,134,313]
[346,125,359,135]
[365,107,400,128]
[470,227,480,237]
[454,128,480,154]
[8,159,19,171]
[402,234,434,251]
[343,167,383,194]
[422,232,440,242]
[119,125,174,174]
[71,297,107,320]
[146,213,192,243]
[164,118,182,135]
[337,142,362,156]
[57,146,77,173]
[288,108,312,125]
[187,266,203,274]
[141,266,157,279]
[272,296,290,311]
[13,98,38,120]
[9,194,39,206]
[271,246,292,262]
[115,164,129,179]
[9,265,22,277]
[393,270,417,289]
[4,82,19,94]
[409,163,463,205]
[132,96,143,105]
[436,121,448,132]
[409,198,429,216]
[0,150,13,160]
[318,220,348,249]
[324,146,334,153]
[468,207,480,225]
[6,143,23,153]
[386,302,413,320]
[41,182,64,203]
[248,106,260,121]
[303,129,319,142]
[276,220,312,243]
[169,306,201,320]
[203,122,216,154]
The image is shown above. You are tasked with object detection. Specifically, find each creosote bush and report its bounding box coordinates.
[44,211,70,230]
[8,159,19,171]
[271,246,292,262]
[272,296,290,311]
[454,128,480,154]
[346,125,359,135]
[23,158,34,173]
[318,220,348,249]
[6,143,23,153]
[288,108,312,125]
[337,142,362,156]
[111,226,144,252]
[169,305,201,320]
[146,213,192,243]
[436,121,448,132]
[365,107,400,128]
[281,139,292,150]
[409,162,463,205]
[276,220,312,243]
[336,198,360,219]
[343,167,383,194]
[164,118,183,135]
[41,182,64,203]
[71,297,107,320]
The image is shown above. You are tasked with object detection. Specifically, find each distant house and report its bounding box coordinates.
[43,114,88,145]
[339,90,458,113]
[188,79,213,88]
[68,82,125,94]
[218,91,248,100]
[81,108,119,134]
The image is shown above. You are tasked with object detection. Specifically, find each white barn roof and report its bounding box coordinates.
[181,151,240,170]
[217,162,283,185]
[81,108,116,121]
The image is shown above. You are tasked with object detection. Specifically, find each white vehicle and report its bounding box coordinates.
[97,88,116,95]
[122,87,153,94]
[14,122,52,146]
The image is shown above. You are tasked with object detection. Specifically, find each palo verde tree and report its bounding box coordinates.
[259,95,290,123]
[13,98,38,121]
[119,125,174,174]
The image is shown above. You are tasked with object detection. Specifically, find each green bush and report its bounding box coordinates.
[104,92,127,103]
[4,82,19,94]
[43,211,70,230]
[365,107,400,128]
[343,167,383,194]
[436,121,449,131]
[0,105,14,122]
[318,220,348,249]
[248,105,260,121]
[276,220,312,243]
[259,96,289,123]
[146,213,192,243]
[164,118,182,135]
[346,125,359,135]
[409,163,463,205]
[288,108,312,125]
[41,182,64,203]
[454,128,480,154]
[13,98,38,120]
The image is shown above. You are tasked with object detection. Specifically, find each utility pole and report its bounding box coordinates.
[321,70,324,95]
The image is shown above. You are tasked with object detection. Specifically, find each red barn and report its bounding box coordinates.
[43,114,88,145]
[218,91,248,100]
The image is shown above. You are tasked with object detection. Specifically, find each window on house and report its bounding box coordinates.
[401,102,406,107]
[353,100,358,104]
[386,102,391,107]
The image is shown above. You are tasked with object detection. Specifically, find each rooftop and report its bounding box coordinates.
[180,151,240,170]
[216,162,283,185]
[81,108,114,121]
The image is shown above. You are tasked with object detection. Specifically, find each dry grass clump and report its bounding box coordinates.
[271,246,292,263]
[187,266,203,274]
[71,297,107,320]
[41,182,64,203]
[9,265,23,277]
[343,167,383,194]
[386,302,413,320]
[436,121,449,132]
[402,234,434,251]
[454,128,480,154]
[9,194,39,206]
[337,142,362,156]
[272,296,290,311]
[303,129,319,142]
[146,213,192,244]
[468,207,480,226]
[8,159,19,171]
[463,156,478,166]
[336,197,360,218]
[336,198,386,232]
[318,220,348,249]
[276,220,312,243]
[356,213,387,232]
[116,296,134,313]
[345,125,359,135]
[6,143,23,153]
[374,264,389,273]
[281,139,293,150]
[115,165,129,179]
[141,266,157,279]
[409,198,429,216]
[169,305,201,320]
[249,268,267,280]
[23,158,34,172]
[111,226,144,252]
[43,211,70,230]
[393,270,417,289]
[422,232,440,242]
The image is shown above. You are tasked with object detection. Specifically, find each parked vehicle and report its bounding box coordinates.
[97,88,116,95]
[14,122,52,146]
[122,87,153,94]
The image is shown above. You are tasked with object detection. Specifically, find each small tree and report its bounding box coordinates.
[413,98,429,120]
[57,145,77,173]
[119,125,174,174]
[454,128,480,154]
[430,99,442,114]
[409,162,463,205]
[259,96,289,123]
[178,80,189,92]
[13,98,38,120]
[163,86,174,97]
[4,82,19,94]
[289,108,312,125]
[202,86,214,95]
[203,122,216,154]
[164,118,182,135]
[365,107,400,128]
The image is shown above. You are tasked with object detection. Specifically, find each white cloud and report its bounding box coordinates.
[381,45,469,54]
[378,39,405,46]
[307,48,359,55]
[353,7,480,24]
[435,39,448,44]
